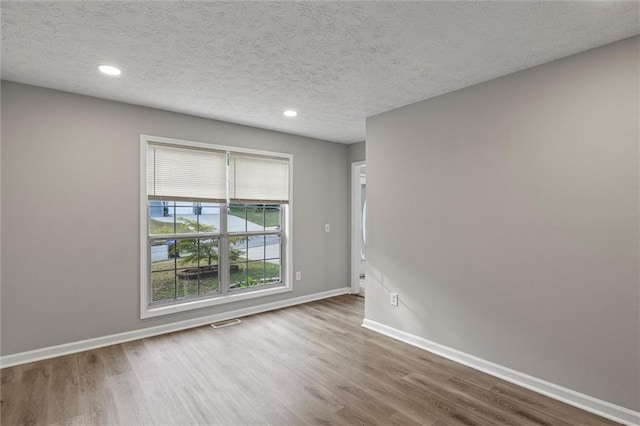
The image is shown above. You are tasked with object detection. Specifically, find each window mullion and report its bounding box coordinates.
[220,202,230,295]
[149,232,219,241]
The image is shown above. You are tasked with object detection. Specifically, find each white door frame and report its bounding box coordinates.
[351,160,366,294]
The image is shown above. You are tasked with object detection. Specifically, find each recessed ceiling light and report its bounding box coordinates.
[99,65,121,76]
[283,110,298,117]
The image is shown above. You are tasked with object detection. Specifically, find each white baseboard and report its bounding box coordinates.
[0,287,352,369]
[362,318,639,426]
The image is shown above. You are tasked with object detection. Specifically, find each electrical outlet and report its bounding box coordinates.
[296,271,302,281]
[390,292,398,306]
[325,224,330,232]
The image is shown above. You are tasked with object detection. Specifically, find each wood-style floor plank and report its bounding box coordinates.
[1,295,620,425]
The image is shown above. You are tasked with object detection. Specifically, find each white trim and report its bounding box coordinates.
[140,136,150,317]
[0,287,351,369]
[362,319,640,426]
[143,285,292,318]
[141,134,294,160]
[139,134,294,319]
[351,160,366,295]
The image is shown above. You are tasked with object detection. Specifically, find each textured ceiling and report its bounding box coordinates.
[2,1,638,144]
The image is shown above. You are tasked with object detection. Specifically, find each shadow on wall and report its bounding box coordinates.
[365,263,474,350]
[365,264,427,331]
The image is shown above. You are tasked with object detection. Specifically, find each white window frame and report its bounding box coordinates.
[140,134,293,319]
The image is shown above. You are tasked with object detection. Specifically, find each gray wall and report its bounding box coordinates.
[1,81,350,355]
[365,36,639,410]
[348,141,365,164]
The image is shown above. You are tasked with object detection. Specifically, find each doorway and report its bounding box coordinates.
[351,161,366,296]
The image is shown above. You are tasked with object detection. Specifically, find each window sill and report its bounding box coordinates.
[141,283,292,319]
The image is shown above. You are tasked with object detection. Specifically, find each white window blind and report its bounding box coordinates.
[230,153,290,203]
[147,144,227,202]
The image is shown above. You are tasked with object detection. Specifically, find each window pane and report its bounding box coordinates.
[228,203,282,232]
[229,262,246,290]
[150,238,220,303]
[151,270,175,303]
[196,202,221,233]
[174,202,198,233]
[264,234,281,262]
[198,268,219,295]
[149,201,221,235]
[264,204,282,230]
[230,262,264,289]
[150,238,182,303]
[151,239,177,270]
[246,234,266,261]
[264,259,281,284]
[175,268,220,298]
[197,238,220,268]
[229,233,281,291]
[176,268,199,299]
[230,260,280,290]
[245,260,265,287]
[149,201,175,235]
[264,233,281,284]
[229,235,248,262]
[228,203,247,232]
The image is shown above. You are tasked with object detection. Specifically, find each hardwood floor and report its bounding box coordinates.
[1,295,618,425]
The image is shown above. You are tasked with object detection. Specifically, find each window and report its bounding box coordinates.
[140,135,292,318]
